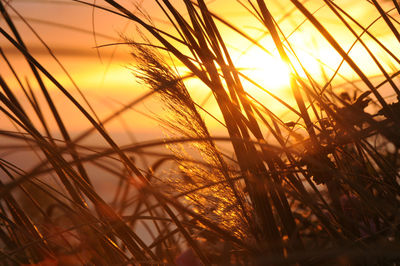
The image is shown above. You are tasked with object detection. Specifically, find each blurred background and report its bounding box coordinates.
[1,0,399,196]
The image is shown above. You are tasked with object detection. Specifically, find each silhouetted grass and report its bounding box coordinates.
[1,0,400,265]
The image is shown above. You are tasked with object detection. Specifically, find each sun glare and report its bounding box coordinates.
[236,48,291,93]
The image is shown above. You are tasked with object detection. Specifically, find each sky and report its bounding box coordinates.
[1,0,399,141]
[1,0,399,208]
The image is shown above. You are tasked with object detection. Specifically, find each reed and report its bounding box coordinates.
[1,0,400,264]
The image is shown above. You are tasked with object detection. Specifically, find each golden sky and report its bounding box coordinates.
[1,0,399,140]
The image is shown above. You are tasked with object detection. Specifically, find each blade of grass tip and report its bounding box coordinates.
[246,0,264,24]
[329,3,400,66]
[73,0,191,50]
[155,0,187,42]
[324,0,400,97]
[236,0,264,23]
[91,0,103,63]
[392,0,400,16]
[370,0,400,44]
[4,1,104,126]
[1,4,95,194]
[289,0,389,110]
[100,24,132,88]
[0,3,66,129]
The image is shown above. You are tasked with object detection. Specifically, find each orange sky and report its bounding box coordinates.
[1,0,399,141]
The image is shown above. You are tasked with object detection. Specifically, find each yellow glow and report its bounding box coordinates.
[236,48,291,93]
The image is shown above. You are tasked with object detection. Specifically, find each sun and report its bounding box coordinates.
[235,48,291,94]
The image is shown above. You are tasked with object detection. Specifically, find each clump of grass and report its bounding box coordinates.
[129,41,251,242]
[1,0,400,265]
